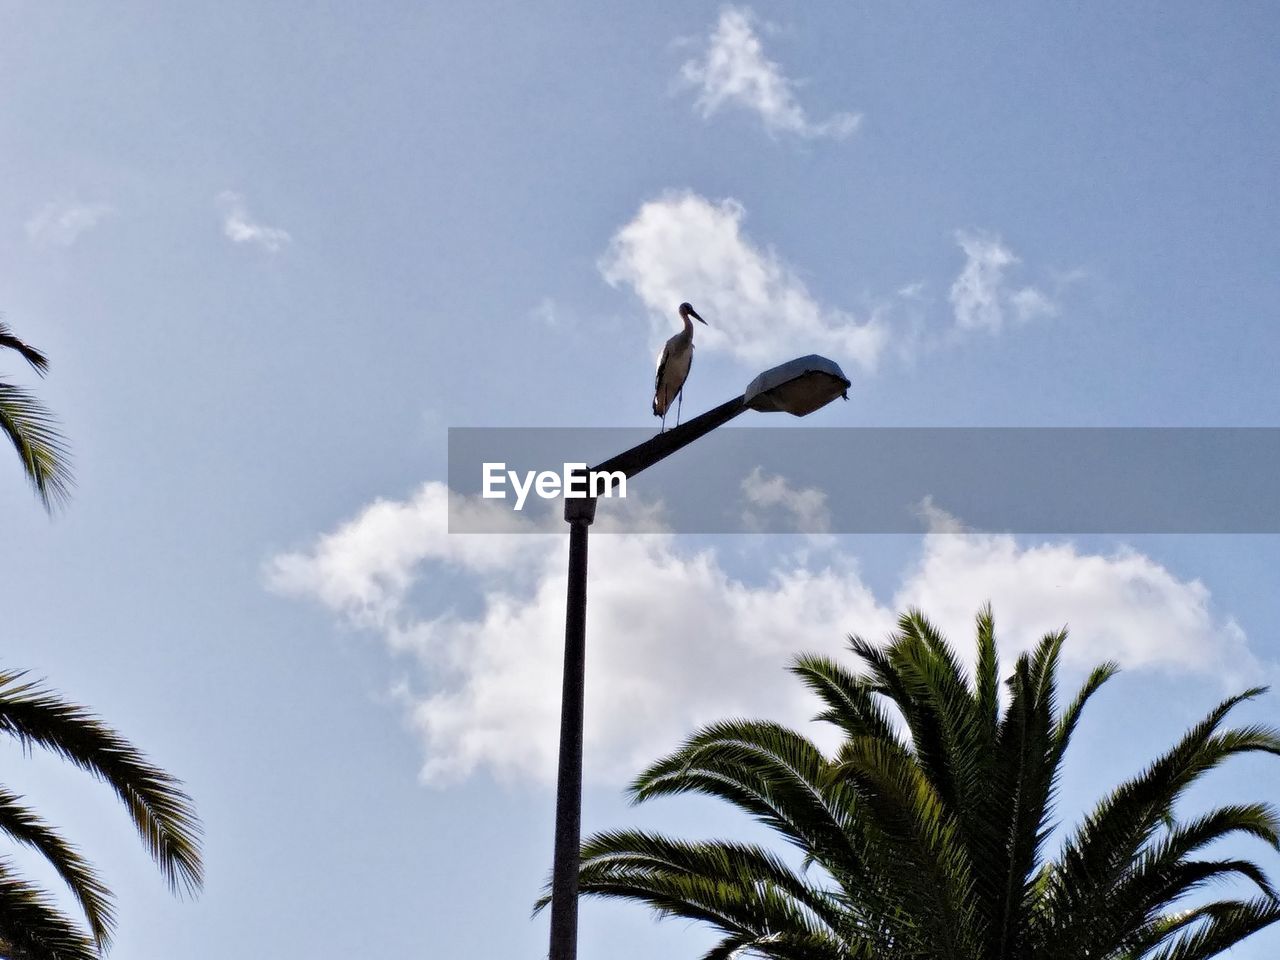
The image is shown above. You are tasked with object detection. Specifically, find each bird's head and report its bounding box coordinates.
[679,302,707,324]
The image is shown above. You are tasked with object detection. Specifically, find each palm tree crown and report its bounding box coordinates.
[0,670,203,960]
[550,608,1280,960]
[0,319,73,512]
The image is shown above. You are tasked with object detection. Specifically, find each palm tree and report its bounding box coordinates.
[0,670,202,959]
[547,608,1280,960]
[1,320,73,512]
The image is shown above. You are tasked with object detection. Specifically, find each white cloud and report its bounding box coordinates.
[603,199,1066,368]
[265,483,551,634]
[1009,285,1059,324]
[270,486,881,784]
[741,467,830,533]
[217,191,291,253]
[949,230,1057,333]
[600,190,887,370]
[679,6,860,140]
[916,494,967,534]
[902,501,1260,682]
[915,533,1252,676]
[268,482,1264,788]
[25,201,113,247]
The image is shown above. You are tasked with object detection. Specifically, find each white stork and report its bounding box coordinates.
[653,301,707,431]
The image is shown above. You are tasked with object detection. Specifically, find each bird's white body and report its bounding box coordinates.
[653,333,694,418]
[652,303,706,428]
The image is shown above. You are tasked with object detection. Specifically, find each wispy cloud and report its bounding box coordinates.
[531,297,561,329]
[741,467,830,533]
[679,6,860,141]
[217,191,291,253]
[268,482,1264,786]
[25,201,113,247]
[600,190,887,370]
[949,230,1057,333]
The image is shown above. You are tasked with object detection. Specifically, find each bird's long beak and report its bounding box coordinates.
[692,308,707,325]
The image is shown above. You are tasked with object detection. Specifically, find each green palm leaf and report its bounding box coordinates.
[1144,898,1280,960]
[0,670,203,956]
[0,858,98,960]
[0,321,50,375]
[0,319,73,512]
[0,671,203,896]
[0,787,115,948]
[631,719,861,881]
[0,382,73,512]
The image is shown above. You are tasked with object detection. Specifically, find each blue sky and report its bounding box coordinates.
[2,2,1280,957]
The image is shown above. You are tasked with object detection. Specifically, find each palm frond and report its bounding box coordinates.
[0,671,203,896]
[1036,691,1280,960]
[1143,897,1280,960]
[789,653,898,745]
[1050,660,1120,770]
[973,604,1000,752]
[831,733,979,960]
[539,832,854,956]
[629,719,860,883]
[845,634,929,752]
[1056,689,1277,892]
[555,609,1280,960]
[695,931,876,960]
[0,381,73,512]
[0,786,115,948]
[0,857,97,960]
[0,321,50,375]
[1122,899,1275,959]
[549,831,849,936]
[887,611,986,814]
[985,647,1061,960]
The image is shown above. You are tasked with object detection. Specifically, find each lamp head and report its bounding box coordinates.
[744,355,851,417]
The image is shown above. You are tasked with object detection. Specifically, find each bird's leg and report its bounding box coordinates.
[676,390,683,427]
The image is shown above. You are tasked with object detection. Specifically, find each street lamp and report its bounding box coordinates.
[546,354,851,960]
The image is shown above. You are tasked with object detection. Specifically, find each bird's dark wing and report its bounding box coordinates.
[652,344,670,416]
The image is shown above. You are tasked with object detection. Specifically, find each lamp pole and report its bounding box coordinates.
[545,357,850,960]
[546,492,593,960]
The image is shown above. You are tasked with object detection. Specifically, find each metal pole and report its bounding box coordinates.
[548,494,595,960]
[589,395,747,491]
[545,396,748,960]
